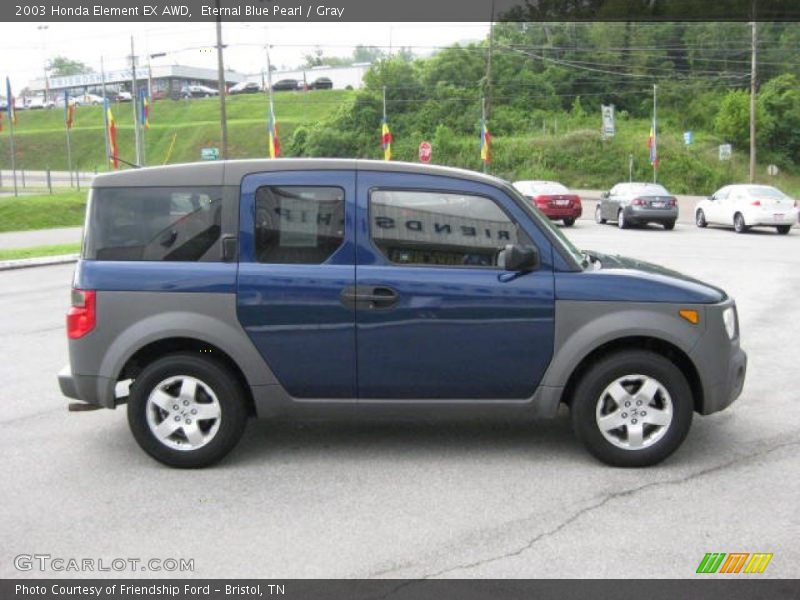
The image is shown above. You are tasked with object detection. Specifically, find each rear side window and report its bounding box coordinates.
[370,189,528,268]
[84,187,223,261]
[254,185,345,264]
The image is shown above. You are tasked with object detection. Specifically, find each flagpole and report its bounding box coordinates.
[482,96,487,174]
[5,78,18,197]
[64,92,73,187]
[382,85,387,124]
[130,36,142,166]
[652,83,657,184]
[265,41,277,158]
[101,57,111,168]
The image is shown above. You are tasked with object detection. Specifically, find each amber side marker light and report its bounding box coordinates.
[679,309,699,324]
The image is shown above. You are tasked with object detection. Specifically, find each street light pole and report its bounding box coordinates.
[215,0,229,160]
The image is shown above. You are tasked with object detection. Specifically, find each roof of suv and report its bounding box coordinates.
[90,159,507,189]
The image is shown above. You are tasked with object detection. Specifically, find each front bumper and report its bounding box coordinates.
[688,301,748,415]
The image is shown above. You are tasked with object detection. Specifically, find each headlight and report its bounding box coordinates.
[723,306,737,339]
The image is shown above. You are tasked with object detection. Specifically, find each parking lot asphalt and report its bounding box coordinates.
[0,221,798,579]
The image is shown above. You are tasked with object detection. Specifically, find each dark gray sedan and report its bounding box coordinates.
[595,182,678,230]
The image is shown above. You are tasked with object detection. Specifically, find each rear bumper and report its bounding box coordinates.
[542,206,582,219]
[624,206,678,223]
[58,365,115,409]
[743,207,799,226]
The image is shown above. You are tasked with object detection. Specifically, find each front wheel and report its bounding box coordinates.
[563,217,576,227]
[776,225,791,235]
[734,213,748,234]
[127,353,248,468]
[696,210,707,228]
[570,350,693,467]
[595,205,606,224]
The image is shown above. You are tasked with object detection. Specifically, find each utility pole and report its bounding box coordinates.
[130,36,142,165]
[652,83,658,183]
[749,20,757,183]
[215,0,229,160]
[101,56,111,166]
[484,0,496,122]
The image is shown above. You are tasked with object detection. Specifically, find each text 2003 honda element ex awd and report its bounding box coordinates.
[59,160,747,468]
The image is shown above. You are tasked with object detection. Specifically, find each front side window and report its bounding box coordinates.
[370,190,527,268]
[84,186,223,261]
[255,185,345,264]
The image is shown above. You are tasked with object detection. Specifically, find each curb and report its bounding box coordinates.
[0,254,79,271]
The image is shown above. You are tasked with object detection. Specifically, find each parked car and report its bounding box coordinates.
[596,182,678,230]
[271,79,299,91]
[513,180,582,227]
[182,85,219,98]
[310,77,333,90]
[0,96,7,110]
[25,96,55,110]
[116,91,133,102]
[229,81,262,95]
[59,160,746,469]
[74,93,104,106]
[695,184,798,235]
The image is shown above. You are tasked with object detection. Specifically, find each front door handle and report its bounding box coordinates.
[341,285,400,309]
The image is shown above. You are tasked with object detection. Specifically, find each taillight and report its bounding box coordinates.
[632,198,645,206]
[533,195,550,206]
[751,200,761,206]
[67,289,96,339]
[668,197,677,208]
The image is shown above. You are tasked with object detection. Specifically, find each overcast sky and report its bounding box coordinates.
[0,22,489,89]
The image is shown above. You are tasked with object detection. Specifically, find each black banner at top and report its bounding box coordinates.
[2,0,800,22]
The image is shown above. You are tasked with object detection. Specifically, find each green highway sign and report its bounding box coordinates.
[201,147,220,161]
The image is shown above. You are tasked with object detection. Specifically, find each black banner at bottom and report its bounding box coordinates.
[2,580,800,600]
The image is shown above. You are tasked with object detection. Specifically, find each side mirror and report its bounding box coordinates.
[498,244,540,272]
[600,191,610,199]
[708,195,716,201]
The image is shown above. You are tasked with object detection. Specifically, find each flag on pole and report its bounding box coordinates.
[6,77,17,126]
[140,89,150,130]
[480,118,491,164]
[0,110,4,132]
[648,121,658,168]
[381,118,392,161]
[268,104,280,158]
[105,100,119,169]
[65,91,75,129]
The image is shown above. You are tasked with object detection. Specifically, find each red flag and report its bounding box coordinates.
[0,110,3,132]
[107,105,119,169]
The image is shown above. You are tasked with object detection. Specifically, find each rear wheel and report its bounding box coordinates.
[127,353,248,468]
[734,212,748,233]
[563,217,576,227]
[618,209,629,229]
[695,209,707,228]
[570,350,693,467]
[595,205,606,224]
[776,225,791,235]
[663,221,676,231]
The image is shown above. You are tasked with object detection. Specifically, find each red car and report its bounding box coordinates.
[513,180,583,226]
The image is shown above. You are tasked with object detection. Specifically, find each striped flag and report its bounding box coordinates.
[6,77,17,125]
[480,117,491,164]
[268,104,280,158]
[106,100,119,169]
[648,120,658,168]
[140,89,150,130]
[65,91,75,129]
[381,118,392,161]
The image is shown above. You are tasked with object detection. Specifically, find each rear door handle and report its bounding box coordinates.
[341,285,400,309]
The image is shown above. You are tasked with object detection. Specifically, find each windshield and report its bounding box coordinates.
[504,183,585,269]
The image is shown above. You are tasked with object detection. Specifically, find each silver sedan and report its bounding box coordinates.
[596,182,678,230]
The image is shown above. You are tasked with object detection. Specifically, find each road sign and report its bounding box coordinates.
[601,104,615,137]
[683,131,693,145]
[419,141,432,163]
[718,144,732,161]
[201,147,220,161]
[767,164,779,176]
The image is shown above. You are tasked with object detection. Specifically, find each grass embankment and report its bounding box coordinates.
[0,90,354,171]
[0,191,86,232]
[0,243,80,260]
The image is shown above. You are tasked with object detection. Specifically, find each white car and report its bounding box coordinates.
[74,93,104,106]
[695,184,798,235]
[25,96,55,110]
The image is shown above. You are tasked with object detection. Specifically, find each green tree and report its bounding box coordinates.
[47,56,93,77]
[759,74,800,161]
[714,89,772,149]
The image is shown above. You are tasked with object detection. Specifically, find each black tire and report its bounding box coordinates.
[696,209,707,228]
[563,217,576,227]
[734,212,748,233]
[776,225,791,235]
[618,209,629,229]
[663,220,676,231]
[570,350,693,467]
[127,353,248,468]
[595,205,606,224]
